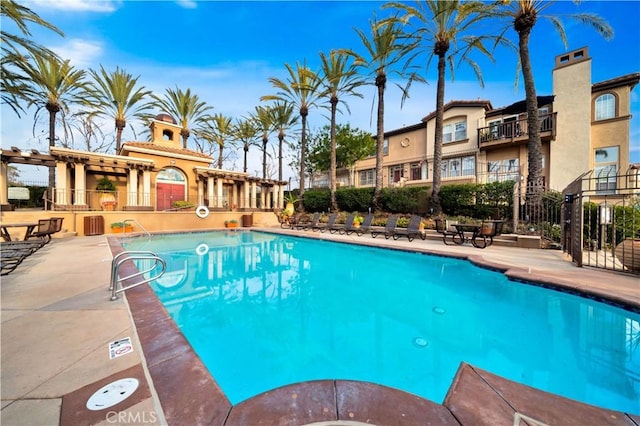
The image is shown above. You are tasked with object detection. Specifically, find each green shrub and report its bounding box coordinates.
[301,188,330,212]
[336,187,374,212]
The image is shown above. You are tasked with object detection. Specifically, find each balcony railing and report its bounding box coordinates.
[478,112,557,146]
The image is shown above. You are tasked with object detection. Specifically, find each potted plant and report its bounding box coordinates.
[284,193,299,214]
[110,222,133,233]
[96,177,117,211]
[353,214,364,228]
[224,219,239,228]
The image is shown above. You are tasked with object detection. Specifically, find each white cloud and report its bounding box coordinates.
[30,0,120,13]
[51,39,103,68]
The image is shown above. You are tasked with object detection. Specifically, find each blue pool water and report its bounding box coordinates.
[125,231,640,413]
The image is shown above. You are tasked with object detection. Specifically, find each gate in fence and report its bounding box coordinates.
[561,166,639,274]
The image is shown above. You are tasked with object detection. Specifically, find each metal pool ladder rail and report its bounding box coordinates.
[110,251,166,301]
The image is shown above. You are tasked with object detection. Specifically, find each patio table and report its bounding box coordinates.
[0,222,38,242]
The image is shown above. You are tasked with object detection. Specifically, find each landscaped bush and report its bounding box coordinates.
[379,187,428,214]
[336,187,374,212]
[301,188,330,212]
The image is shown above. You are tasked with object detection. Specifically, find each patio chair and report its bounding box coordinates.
[313,213,338,233]
[392,215,426,242]
[435,218,463,245]
[0,243,41,275]
[25,219,57,244]
[371,215,398,239]
[346,213,374,236]
[329,213,355,234]
[472,220,504,249]
[294,212,321,230]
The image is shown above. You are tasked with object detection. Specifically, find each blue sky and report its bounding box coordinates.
[2,0,639,184]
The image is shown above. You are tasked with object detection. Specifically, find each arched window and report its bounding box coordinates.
[595,94,615,121]
[156,167,187,210]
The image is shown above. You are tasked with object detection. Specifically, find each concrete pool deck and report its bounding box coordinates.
[1,228,639,425]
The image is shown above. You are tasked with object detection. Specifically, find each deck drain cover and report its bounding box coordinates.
[86,378,139,411]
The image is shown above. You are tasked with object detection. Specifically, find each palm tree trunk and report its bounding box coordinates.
[278,133,284,182]
[262,136,268,179]
[115,119,125,153]
[299,113,308,206]
[218,145,224,169]
[373,73,386,210]
[47,106,58,210]
[430,53,447,216]
[330,98,338,211]
[243,144,249,173]
[519,29,544,213]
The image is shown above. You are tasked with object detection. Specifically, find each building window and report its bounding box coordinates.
[595,94,615,120]
[389,165,403,184]
[487,158,519,182]
[443,119,467,143]
[594,146,618,192]
[462,156,475,176]
[383,138,389,155]
[410,162,422,180]
[359,169,375,186]
[449,158,461,177]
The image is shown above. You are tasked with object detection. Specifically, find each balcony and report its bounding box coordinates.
[478,113,557,149]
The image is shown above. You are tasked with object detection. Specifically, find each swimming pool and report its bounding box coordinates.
[124,231,640,414]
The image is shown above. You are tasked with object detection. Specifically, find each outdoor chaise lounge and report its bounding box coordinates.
[345,213,374,236]
[294,212,321,230]
[392,215,426,242]
[328,214,355,234]
[370,215,398,239]
[313,213,338,232]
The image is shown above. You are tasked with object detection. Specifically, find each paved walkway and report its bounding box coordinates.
[1,230,639,425]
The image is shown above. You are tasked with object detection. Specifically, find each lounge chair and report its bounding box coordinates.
[329,214,355,234]
[346,213,374,236]
[25,218,57,244]
[313,213,338,232]
[435,218,463,245]
[294,212,320,230]
[392,215,426,242]
[370,215,398,239]
[472,220,504,249]
[0,241,44,275]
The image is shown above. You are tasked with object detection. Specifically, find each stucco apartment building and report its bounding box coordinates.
[320,47,639,194]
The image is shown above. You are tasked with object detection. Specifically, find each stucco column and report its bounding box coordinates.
[0,162,9,205]
[128,169,138,207]
[243,181,250,209]
[74,163,86,205]
[216,177,223,209]
[207,176,214,207]
[55,162,68,205]
[266,186,272,209]
[231,182,238,209]
[142,171,151,207]
[250,181,257,209]
[279,185,285,209]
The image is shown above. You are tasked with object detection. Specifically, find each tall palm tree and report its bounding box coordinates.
[268,101,298,182]
[498,0,613,208]
[261,60,323,206]
[1,0,63,117]
[151,86,213,149]
[251,105,274,179]
[89,65,152,153]
[233,118,258,173]
[340,16,414,209]
[15,55,92,196]
[384,0,494,215]
[207,113,234,169]
[318,50,366,211]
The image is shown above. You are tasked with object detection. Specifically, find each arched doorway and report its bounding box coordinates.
[156,167,187,210]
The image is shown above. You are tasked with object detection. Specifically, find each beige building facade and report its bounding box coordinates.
[321,47,639,194]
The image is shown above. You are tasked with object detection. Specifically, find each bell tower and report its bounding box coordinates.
[149,113,182,147]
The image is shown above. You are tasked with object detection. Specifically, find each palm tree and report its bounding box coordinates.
[151,86,213,149]
[251,105,274,179]
[89,65,152,153]
[318,50,366,211]
[261,60,323,206]
[497,0,613,209]
[268,101,298,182]
[384,0,495,215]
[232,118,258,173]
[339,16,414,209]
[15,55,93,197]
[209,113,234,169]
[1,0,63,117]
